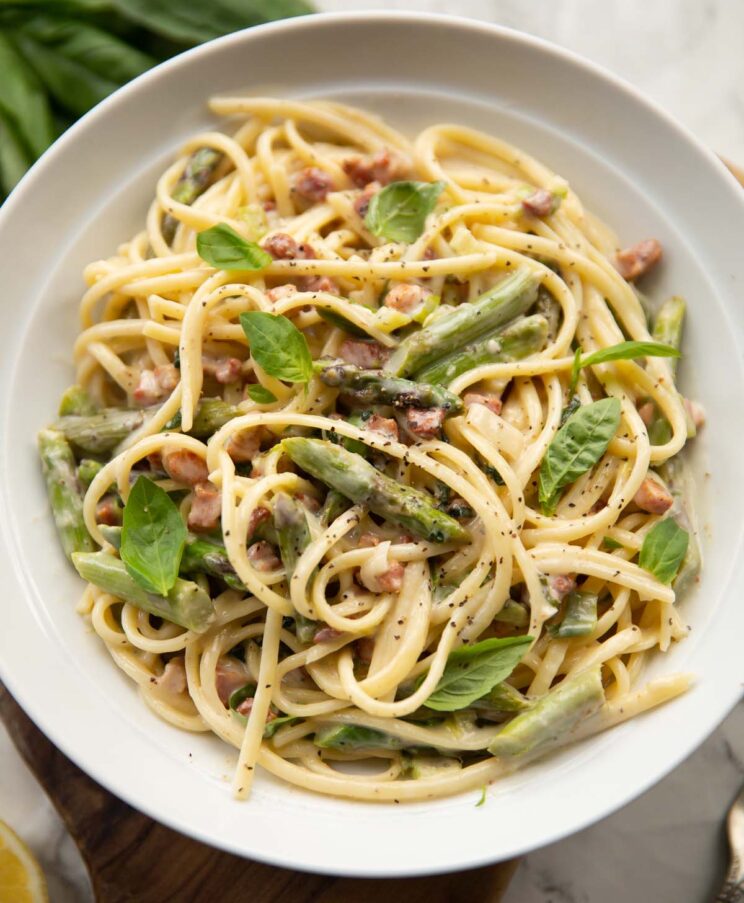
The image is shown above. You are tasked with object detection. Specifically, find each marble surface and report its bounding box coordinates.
[1,3,743,901]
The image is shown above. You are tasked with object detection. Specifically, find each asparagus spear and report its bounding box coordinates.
[487,667,605,757]
[320,489,352,525]
[38,429,95,560]
[162,148,221,244]
[186,398,240,438]
[652,296,685,376]
[77,458,104,489]
[318,362,463,412]
[416,314,549,385]
[386,269,539,377]
[549,591,598,638]
[100,525,246,592]
[656,457,702,593]
[53,408,147,455]
[274,493,311,579]
[58,385,97,417]
[648,296,687,443]
[470,682,532,716]
[282,438,468,544]
[315,724,406,752]
[72,551,215,632]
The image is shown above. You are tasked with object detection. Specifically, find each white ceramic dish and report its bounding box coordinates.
[1,11,743,878]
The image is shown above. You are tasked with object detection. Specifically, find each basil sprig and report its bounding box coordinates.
[197,223,272,271]
[539,397,621,516]
[570,340,681,393]
[364,180,445,243]
[423,636,532,712]
[639,518,689,584]
[120,476,187,596]
[240,311,312,384]
[246,384,277,404]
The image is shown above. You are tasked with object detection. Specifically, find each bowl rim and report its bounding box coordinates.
[1,9,743,877]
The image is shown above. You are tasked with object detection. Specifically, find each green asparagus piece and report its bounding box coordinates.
[282,438,468,544]
[315,724,406,752]
[318,362,463,412]
[549,591,598,638]
[386,269,539,377]
[54,408,147,455]
[487,667,605,758]
[180,536,244,591]
[534,285,562,341]
[274,493,311,579]
[471,682,532,716]
[72,551,215,633]
[320,489,352,525]
[100,525,246,591]
[162,148,221,244]
[494,599,529,627]
[58,385,97,417]
[656,457,702,593]
[38,429,95,560]
[648,296,686,442]
[416,314,549,385]
[652,296,685,376]
[189,398,240,437]
[77,458,104,489]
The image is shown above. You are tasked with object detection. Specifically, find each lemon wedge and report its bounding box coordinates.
[0,819,48,903]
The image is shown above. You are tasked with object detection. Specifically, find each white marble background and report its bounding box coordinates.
[2,2,742,901]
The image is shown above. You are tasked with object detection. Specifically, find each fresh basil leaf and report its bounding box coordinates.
[247,384,277,404]
[365,180,445,243]
[240,312,312,383]
[570,340,681,393]
[263,714,301,739]
[602,536,623,550]
[196,223,272,271]
[108,0,314,46]
[317,307,368,338]
[549,591,598,638]
[0,32,56,159]
[423,636,532,712]
[120,475,187,596]
[315,724,404,751]
[639,518,689,584]
[539,397,621,516]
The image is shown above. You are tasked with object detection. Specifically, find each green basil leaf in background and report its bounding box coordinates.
[246,384,277,404]
[365,180,445,243]
[11,34,120,117]
[548,591,598,638]
[539,397,621,516]
[121,475,187,596]
[0,31,56,159]
[638,518,689,584]
[423,635,533,712]
[0,109,34,196]
[108,0,314,45]
[196,223,272,271]
[240,312,312,384]
[570,340,681,392]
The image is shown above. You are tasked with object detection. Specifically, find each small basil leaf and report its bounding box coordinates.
[539,397,621,516]
[247,384,277,404]
[228,682,256,712]
[602,536,623,550]
[239,312,312,383]
[570,340,681,393]
[317,307,368,338]
[364,180,445,243]
[196,223,272,271]
[263,714,301,739]
[423,636,532,712]
[559,394,581,427]
[639,518,689,584]
[549,591,598,638]
[121,476,187,596]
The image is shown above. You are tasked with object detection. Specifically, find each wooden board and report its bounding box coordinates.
[0,683,517,902]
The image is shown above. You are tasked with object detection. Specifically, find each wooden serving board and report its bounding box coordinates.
[0,683,517,902]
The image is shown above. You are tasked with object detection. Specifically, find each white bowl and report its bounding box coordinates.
[1,11,743,878]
